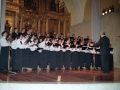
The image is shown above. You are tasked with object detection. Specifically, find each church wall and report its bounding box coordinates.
[70,20,91,38]
[70,11,120,68]
[84,0,119,22]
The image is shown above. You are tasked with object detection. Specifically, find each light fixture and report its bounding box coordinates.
[102,9,105,16]
[102,5,114,16]
[111,5,114,12]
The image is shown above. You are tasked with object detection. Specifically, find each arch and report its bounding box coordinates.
[72,0,83,23]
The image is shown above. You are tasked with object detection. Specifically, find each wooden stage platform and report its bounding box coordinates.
[0,69,120,83]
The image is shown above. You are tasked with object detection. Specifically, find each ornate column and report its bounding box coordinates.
[46,18,49,33]
[63,21,66,38]
[41,19,46,35]
[38,19,41,32]
[20,16,23,31]
[14,13,19,28]
[58,20,60,35]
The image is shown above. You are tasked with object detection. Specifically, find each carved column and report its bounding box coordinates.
[14,13,19,28]
[20,16,23,31]
[46,18,49,33]
[63,21,66,38]
[38,19,41,32]
[58,20,60,35]
[41,19,46,35]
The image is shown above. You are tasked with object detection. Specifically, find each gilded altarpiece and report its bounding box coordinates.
[5,0,70,37]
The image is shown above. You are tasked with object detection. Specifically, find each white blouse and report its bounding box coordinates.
[11,40,17,49]
[0,36,10,47]
[16,39,24,49]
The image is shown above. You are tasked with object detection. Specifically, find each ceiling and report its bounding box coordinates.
[60,0,87,26]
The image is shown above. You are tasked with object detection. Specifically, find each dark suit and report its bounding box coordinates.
[11,32,18,40]
[95,36,110,73]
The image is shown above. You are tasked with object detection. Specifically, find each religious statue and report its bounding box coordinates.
[5,20,11,34]
[25,20,32,30]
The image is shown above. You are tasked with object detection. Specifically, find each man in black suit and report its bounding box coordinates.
[11,28,19,40]
[94,31,110,75]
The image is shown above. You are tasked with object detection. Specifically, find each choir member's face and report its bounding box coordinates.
[15,29,18,33]
[46,38,49,41]
[61,34,63,37]
[54,39,57,42]
[74,41,76,45]
[100,34,104,38]
[61,40,64,43]
[66,40,70,44]
[25,35,29,40]
[56,34,59,38]
[47,34,49,37]
[20,35,23,40]
[39,39,42,42]
[72,34,75,37]
[52,39,55,43]
[87,35,90,39]
[22,29,25,32]
[32,35,35,39]
[67,33,70,37]
[30,29,33,33]
[3,32,7,37]
[78,36,80,39]
[58,40,61,44]
[44,38,46,42]
[54,32,56,34]
[35,40,38,44]
[37,33,40,36]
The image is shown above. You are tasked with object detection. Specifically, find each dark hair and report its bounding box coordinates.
[14,28,17,31]
[18,33,23,38]
[101,31,106,35]
[2,31,7,36]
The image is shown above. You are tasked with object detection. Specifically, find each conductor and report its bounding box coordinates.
[94,31,110,75]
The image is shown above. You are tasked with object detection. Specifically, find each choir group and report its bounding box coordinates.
[0,28,114,72]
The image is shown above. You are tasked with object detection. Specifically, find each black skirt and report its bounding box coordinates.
[109,54,113,68]
[63,50,71,68]
[71,51,78,68]
[10,49,16,69]
[29,50,39,69]
[95,54,101,67]
[56,51,63,68]
[14,48,23,71]
[22,49,30,67]
[78,52,85,67]
[48,51,56,69]
[85,53,93,69]
[0,46,9,70]
[38,50,48,68]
